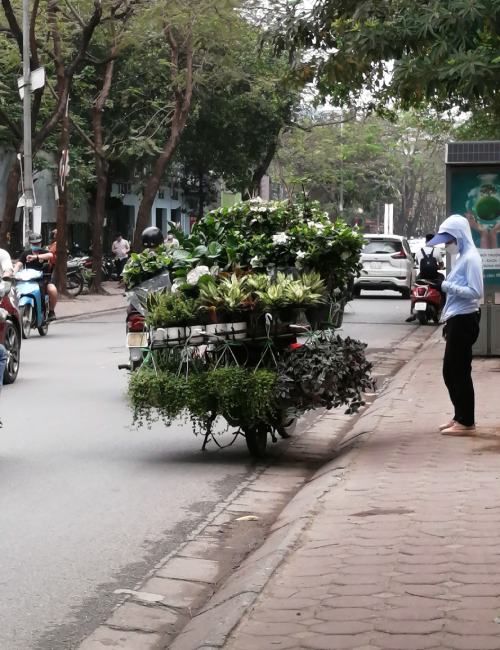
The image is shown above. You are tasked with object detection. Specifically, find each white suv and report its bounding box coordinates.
[353,234,415,298]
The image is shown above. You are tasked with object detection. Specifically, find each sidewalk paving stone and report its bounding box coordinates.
[222,333,500,650]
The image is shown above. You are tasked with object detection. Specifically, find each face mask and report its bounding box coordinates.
[446,242,459,255]
[31,245,42,252]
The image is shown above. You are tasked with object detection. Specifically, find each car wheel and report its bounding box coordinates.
[401,287,411,299]
[3,320,20,384]
[353,286,361,298]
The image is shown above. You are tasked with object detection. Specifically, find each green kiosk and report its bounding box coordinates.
[446,141,500,355]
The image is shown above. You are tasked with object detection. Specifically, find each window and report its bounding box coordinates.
[363,240,402,255]
[158,190,165,199]
[118,182,131,195]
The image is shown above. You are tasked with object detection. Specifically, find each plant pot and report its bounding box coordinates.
[153,327,167,342]
[187,325,205,345]
[247,313,267,338]
[205,322,227,337]
[306,304,330,330]
[165,326,186,343]
[226,321,247,340]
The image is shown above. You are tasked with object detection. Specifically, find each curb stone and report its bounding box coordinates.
[53,305,126,322]
[76,327,436,650]
[169,329,441,650]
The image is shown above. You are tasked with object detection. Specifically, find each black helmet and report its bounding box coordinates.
[141,226,164,249]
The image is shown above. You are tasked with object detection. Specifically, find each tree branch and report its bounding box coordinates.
[0,106,21,139]
[34,0,102,150]
[67,0,102,77]
[1,0,22,55]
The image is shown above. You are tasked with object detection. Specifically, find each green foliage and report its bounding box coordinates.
[177,20,301,195]
[192,198,363,290]
[274,0,500,118]
[272,111,451,237]
[146,291,197,327]
[276,331,375,416]
[123,247,174,288]
[129,366,278,431]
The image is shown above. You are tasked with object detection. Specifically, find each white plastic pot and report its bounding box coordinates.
[187,326,205,345]
[165,326,186,342]
[226,322,247,340]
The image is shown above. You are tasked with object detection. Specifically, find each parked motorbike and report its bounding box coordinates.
[410,279,444,325]
[66,258,86,297]
[15,268,50,338]
[118,272,172,371]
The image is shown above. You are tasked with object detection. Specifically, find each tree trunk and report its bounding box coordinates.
[90,57,115,294]
[90,155,108,293]
[132,27,194,251]
[54,105,69,294]
[0,159,21,250]
[198,168,204,220]
[132,118,190,251]
[250,135,279,196]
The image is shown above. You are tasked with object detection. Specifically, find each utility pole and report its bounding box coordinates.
[339,110,344,214]
[22,0,34,244]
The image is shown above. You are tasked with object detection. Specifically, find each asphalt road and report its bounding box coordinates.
[0,292,427,650]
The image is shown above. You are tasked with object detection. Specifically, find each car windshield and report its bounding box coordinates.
[363,240,402,255]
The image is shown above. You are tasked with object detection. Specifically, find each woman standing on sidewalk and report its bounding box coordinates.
[427,215,483,435]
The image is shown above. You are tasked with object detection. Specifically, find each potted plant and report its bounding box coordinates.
[146,291,197,344]
[217,275,251,339]
[198,278,227,335]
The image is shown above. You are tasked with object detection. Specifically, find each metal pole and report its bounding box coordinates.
[22,0,33,244]
[339,110,344,214]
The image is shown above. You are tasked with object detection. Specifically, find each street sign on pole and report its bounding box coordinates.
[17,67,45,100]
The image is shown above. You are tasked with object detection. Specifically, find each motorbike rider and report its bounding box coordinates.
[415,233,444,281]
[0,247,14,426]
[141,226,164,250]
[406,233,445,322]
[14,232,58,321]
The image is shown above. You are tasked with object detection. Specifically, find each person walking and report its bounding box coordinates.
[111,233,130,278]
[427,215,483,436]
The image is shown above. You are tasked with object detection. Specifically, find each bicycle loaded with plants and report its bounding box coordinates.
[127,198,374,457]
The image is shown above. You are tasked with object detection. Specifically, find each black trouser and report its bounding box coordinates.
[442,312,480,426]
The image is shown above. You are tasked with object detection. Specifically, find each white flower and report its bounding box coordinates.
[272,232,289,245]
[257,206,269,213]
[187,265,210,285]
[307,220,325,231]
[296,250,306,259]
[250,256,261,267]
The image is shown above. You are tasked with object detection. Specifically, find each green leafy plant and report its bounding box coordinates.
[146,291,197,327]
[129,366,278,431]
[275,331,374,415]
[123,247,174,288]
[284,272,327,307]
[217,274,251,313]
[129,368,188,427]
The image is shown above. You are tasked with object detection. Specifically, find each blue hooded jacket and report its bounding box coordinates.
[440,215,483,322]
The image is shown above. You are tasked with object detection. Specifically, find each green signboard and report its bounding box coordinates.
[448,167,500,286]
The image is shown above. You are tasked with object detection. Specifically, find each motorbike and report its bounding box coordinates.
[15,268,50,338]
[410,278,444,325]
[66,257,86,297]
[118,272,172,371]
